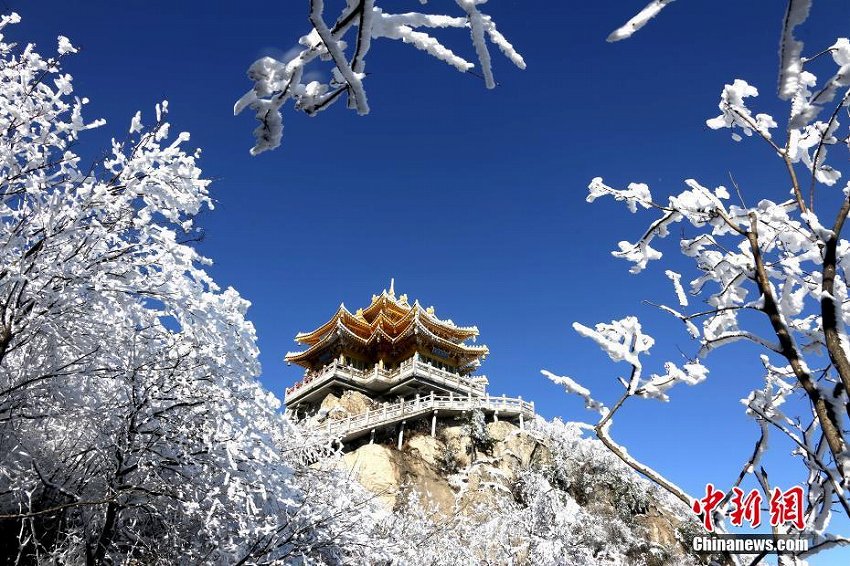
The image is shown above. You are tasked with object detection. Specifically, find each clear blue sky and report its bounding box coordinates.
[15,1,850,562]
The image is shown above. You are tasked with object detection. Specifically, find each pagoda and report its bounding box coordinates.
[284,282,534,447]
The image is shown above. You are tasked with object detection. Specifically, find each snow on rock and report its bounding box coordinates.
[316,402,702,565]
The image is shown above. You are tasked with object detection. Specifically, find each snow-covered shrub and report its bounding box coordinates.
[440,439,461,474]
[464,408,494,455]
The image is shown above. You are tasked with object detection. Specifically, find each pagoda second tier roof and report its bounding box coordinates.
[294,289,480,345]
[285,287,488,366]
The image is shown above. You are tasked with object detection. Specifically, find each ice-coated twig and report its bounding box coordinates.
[607,0,677,43]
[778,0,813,100]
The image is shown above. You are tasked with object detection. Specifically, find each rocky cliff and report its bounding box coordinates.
[308,391,706,565]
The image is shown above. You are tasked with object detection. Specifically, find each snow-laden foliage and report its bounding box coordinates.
[235,0,525,154]
[548,3,850,563]
[0,16,389,564]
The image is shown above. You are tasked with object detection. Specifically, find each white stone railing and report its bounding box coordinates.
[284,357,487,403]
[305,392,535,443]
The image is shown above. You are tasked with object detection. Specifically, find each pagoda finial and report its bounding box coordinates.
[389,277,395,297]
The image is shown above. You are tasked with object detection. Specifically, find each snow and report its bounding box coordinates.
[607,0,677,42]
[56,35,77,55]
[706,79,777,141]
[373,10,473,72]
[665,269,688,306]
[639,361,708,402]
[587,177,653,213]
[778,0,812,100]
[572,316,654,371]
[542,369,607,415]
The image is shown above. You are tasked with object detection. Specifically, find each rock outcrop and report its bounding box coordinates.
[318,390,376,420]
[341,443,456,512]
[309,392,698,564]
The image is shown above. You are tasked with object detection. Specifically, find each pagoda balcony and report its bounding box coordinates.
[301,391,536,449]
[284,356,487,406]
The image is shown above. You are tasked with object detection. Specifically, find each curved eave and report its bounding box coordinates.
[293,305,347,345]
[286,319,348,364]
[416,306,479,341]
[295,304,374,345]
[414,316,489,359]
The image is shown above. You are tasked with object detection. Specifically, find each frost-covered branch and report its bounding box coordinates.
[778,0,813,101]
[236,0,525,154]
[544,317,705,509]
[607,0,678,43]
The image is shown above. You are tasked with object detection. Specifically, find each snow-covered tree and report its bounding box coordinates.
[0,14,387,564]
[545,1,850,563]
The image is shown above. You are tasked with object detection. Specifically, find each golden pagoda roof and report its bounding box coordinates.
[285,284,488,366]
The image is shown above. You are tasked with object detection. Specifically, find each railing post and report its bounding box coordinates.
[415,392,420,409]
[430,390,435,404]
[398,421,406,450]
